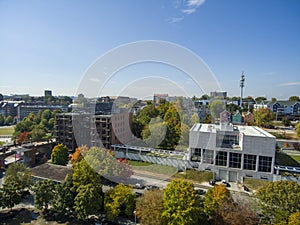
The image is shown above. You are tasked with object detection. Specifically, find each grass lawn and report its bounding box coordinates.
[173,169,213,183]
[128,160,153,166]
[290,155,300,165]
[275,151,300,167]
[0,126,14,135]
[243,178,270,190]
[129,160,178,176]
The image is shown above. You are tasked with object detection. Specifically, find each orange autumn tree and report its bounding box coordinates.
[71,145,88,164]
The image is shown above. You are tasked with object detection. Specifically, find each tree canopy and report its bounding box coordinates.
[209,100,226,123]
[162,179,202,225]
[13,109,60,142]
[203,185,231,219]
[72,158,102,192]
[296,123,300,138]
[51,144,69,166]
[104,183,136,221]
[34,180,56,210]
[74,183,103,220]
[253,107,274,127]
[4,163,32,191]
[257,180,300,224]
[136,190,164,225]
[132,101,187,150]
[288,96,300,101]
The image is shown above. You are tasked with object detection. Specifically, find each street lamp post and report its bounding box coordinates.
[134,210,136,225]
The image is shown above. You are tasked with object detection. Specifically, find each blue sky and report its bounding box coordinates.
[0,0,299,100]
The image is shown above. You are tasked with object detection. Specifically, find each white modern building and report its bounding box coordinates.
[189,123,276,182]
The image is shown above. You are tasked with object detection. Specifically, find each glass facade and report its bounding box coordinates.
[203,149,214,164]
[258,156,272,173]
[243,154,256,171]
[191,148,201,162]
[229,152,242,168]
[216,151,227,166]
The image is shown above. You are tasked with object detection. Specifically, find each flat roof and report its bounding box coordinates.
[191,123,275,138]
[31,163,72,182]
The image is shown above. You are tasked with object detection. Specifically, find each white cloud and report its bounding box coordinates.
[278,82,300,87]
[182,8,196,15]
[187,0,205,7]
[167,16,184,23]
[182,0,205,14]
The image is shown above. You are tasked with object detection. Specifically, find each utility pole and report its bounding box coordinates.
[240,72,245,108]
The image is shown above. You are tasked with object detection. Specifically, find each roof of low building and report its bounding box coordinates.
[191,123,275,138]
[31,162,72,182]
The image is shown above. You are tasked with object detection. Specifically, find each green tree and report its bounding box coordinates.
[209,100,225,123]
[203,185,231,220]
[282,116,292,127]
[162,179,202,225]
[0,180,22,210]
[226,103,240,114]
[104,183,136,221]
[4,115,13,125]
[31,124,46,142]
[41,109,52,121]
[142,118,167,148]
[51,144,69,165]
[72,158,102,191]
[84,147,133,183]
[74,183,103,220]
[52,174,75,215]
[255,96,267,103]
[200,94,209,100]
[271,97,277,102]
[0,114,4,126]
[253,107,274,127]
[288,211,300,225]
[178,123,190,147]
[136,190,164,225]
[296,123,300,138]
[160,105,181,149]
[215,198,258,225]
[288,96,300,101]
[257,181,300,224]
[4,163,32,191]
[190,113,200,125]
[35,110,43,124]
[34,180,56,211]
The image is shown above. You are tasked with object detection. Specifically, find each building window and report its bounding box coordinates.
[191,148,201,162]
[216,134,239,148]
[243,154,256,171]
[229,152,241,168]
[203,149,214,164]
[258,156,272,173]
[216,151,227,166]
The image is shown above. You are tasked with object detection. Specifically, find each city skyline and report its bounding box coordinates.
[0,0,300,99]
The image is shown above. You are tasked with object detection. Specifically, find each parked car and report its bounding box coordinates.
[209,179,216,186]
[145,185,160,190]
[194,188,206,195]
[243,185,250,192]
[221,180,230,187]
[133,183,145,189]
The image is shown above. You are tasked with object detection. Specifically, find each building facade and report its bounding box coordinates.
[54,110,132,151]
[189,123,276,182]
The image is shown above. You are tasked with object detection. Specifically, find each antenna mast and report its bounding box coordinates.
[240,72,245,108]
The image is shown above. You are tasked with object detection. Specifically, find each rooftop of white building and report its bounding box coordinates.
[191,123,275,138]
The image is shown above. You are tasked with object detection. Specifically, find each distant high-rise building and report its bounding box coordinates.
[210,91,227,99]
[44,90,52,97]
